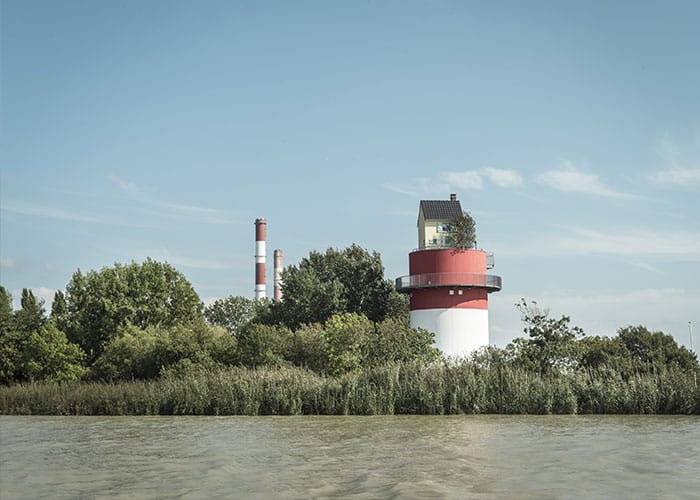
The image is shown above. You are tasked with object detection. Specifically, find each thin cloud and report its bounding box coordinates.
[138,248,232,270]
[385,167,522,197]
[650,133,700,187]
[508,228,700,265]
[108,174,139,193]
[650,167,700,186]
[1,201,154,228]
[440,170,484,190]
[482,167,523,188]
[383,178,450,197]
[0,257,17,270]
[2,202,104,223]
[152,201,239,224]
[538,161,635,198]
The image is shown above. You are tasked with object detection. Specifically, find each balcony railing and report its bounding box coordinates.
[395,272,502,293]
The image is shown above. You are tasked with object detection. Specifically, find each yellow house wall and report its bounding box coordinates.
[418,209,452,249]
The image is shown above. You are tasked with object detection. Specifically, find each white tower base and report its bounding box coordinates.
[410,308,489,359]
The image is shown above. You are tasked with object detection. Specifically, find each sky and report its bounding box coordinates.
[1,0,699,349]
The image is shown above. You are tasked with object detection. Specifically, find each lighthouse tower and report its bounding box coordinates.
[396,194,502,357]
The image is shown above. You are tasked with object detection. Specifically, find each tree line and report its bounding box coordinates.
[1,246,697,395]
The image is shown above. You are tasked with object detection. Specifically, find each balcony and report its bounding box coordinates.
[395,272,502,293]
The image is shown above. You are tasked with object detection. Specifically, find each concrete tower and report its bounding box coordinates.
[254,218,267,300]
[273,249,283,302]
[396,195,502,357]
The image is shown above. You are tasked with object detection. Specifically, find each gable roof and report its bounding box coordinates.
[419,200,463,220]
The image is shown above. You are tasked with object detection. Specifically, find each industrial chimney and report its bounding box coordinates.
[274,249,283,302]
[254,218,267,299]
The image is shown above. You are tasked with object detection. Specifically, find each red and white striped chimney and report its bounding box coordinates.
[274,249,283,302]
[254,218,267,300]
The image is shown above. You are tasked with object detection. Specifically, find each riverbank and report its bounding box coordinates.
[2,363,698,415]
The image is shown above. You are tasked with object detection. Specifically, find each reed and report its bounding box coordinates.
[1,362,698,416]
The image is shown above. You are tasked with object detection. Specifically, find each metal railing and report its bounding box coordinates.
[395,272,502,292]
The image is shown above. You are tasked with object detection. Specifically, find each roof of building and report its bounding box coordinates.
[419,199,463,220]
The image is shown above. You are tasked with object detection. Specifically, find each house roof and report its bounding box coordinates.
[420,200,463,220]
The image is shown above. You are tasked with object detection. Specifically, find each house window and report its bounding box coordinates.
[436,223,453,233]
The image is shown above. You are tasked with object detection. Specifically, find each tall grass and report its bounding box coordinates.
[1,363,698,415]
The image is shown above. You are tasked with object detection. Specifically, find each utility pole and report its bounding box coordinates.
[689,321,694,352]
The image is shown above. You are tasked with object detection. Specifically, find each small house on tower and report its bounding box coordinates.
[396,194,502,358]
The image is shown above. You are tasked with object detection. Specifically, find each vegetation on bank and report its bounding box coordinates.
[1,246,698,415]
[1,362,697,415]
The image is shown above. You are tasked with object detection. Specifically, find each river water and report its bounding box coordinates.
[1,415,698,499]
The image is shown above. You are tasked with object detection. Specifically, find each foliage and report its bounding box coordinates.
[366,318,439,366]
[90,322,237,381]
[236,323,292,369]
[14,289,46,335]
[289,323,329,373]
[204,295,263,336]
[1,288,86,384]
[0,287,15,335]
[449,211,477,250]
[19,324,86,382]
[323,313,374,375]
[617,325,697,372]
[274,244,395,328]
[64,259,203,363]
[50,290,69,332]
[0,287,19,384]
[511,299,583,375]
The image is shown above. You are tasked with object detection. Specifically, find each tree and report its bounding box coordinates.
[450,211,477,250]
[617,325,697,373]
[0,287,18,384]
[365,318,439,366]
[90,322,237,381]
[204,295,262,336]
[14,289,46,335]
[64,259,203,363]
[274,244,394,328]
[289,323,329,373]
[577,335,633,375]
[0,287,13,335]
[50,290,69,332]
[19,324,86,382]
[236,323,292,368]
[512,299,583,375]
[323,313,374,375]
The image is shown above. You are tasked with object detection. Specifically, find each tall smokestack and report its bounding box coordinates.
[254,218,267,300]
[274,249,283,302]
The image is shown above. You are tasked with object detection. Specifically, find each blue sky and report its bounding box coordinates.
[2,0,699,348]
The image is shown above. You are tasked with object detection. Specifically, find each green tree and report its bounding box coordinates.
[512,299,583,376]
[204,295,261,336]
[275,244,394,328]
[0,287,19,384]
[576,335,634,376]
[64,259,203,363]
[50,290,69,332]
[91,322,237,381]
[323,313,374,375]
[0,287,13,335]
[236,323,292,368]
[19,324,86,382]
[289,323,329,373]
[366,318,439,366]
[450,211,477,250]
[14,289,46,335]
[617,325,697,373]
